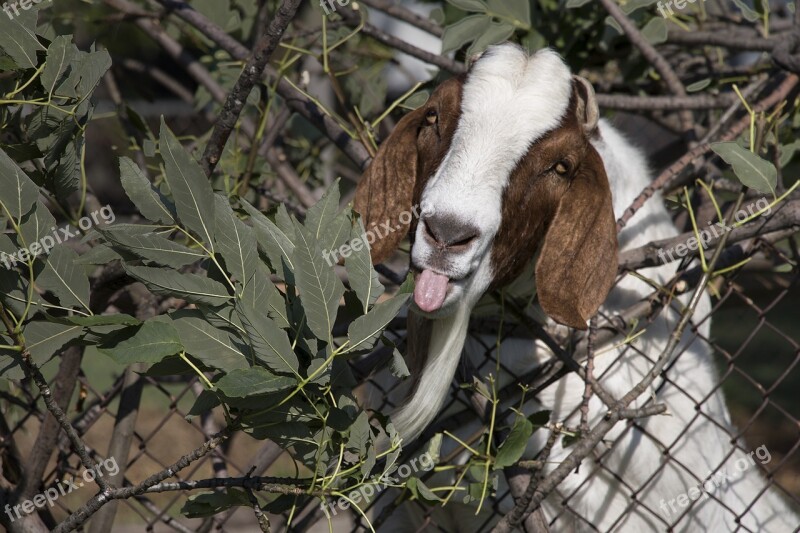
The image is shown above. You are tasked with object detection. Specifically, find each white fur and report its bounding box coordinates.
[373,44,797,531]
[399,45,573,443]
[391,301,471,443]
[411,45,573,316]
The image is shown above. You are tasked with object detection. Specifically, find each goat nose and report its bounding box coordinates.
[422,214,480,250]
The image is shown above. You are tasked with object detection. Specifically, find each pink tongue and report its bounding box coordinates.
[414,270,449,312]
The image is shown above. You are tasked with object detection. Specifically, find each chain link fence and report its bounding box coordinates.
[2,220,798,531]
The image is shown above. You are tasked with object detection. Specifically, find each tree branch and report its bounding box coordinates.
[154,0,372,169]
[616,73,799,232]
[200,0,302,176]
[0,305,110,495]
[359,0,444,37]
[598,0,695,136]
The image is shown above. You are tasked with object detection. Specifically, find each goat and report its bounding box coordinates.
[354,43,798,531]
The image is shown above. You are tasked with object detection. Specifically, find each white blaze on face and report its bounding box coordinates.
[412,44,574,313]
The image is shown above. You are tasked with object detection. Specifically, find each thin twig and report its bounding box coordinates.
[598,0,695,136]
[340,6,466,75]
[52,430,230,533]
[200,0,302,176]
[616,73,799,231]
[359,0,443,37]
[0,305,110,494]
[153,0,371,169]
[596,92,738,110]
[578,318,597,438]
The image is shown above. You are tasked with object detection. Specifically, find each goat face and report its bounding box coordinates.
[355,44,618,329]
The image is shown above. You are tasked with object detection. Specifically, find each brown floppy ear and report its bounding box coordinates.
[535,147,617,330]
[354,106,425,264]
[534,77,615,329]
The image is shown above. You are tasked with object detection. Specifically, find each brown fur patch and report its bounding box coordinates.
[490,83,617,328]
[354,77,464,265]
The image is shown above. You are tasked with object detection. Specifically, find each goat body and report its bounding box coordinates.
[356,43,798,531]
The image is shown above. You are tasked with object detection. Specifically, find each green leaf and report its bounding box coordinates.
[181,489,251,518]
[0,148,39,220]
[527,410,551,428]
[486,0,530,27]
[406,478,443,503]
[242,200,294,279]
[732,0,759,21]
[187,389,220,418]
[236,298,298,376]
[495,417,534,469]
[711,142,777,195]
[347,294,409,353]
[57,314,140,327]
[118,157,176,224]
[398,271,415,294]
[346,411,372,454]
[124,265,231,306]
[304,179,341,241]
[159,118,216,247]
[240,261,290,329]
[402,91,430,110]
[466,21,516,57]
[275,204,295,239]
[75,243,122,265]
[621,0,659,13]
[445,0,487,12]
[292,220,345,343]
[213,195,258,290]
[779,139,800,168]
[442,15,491,53]
[391,347,410,379]
[73,48,112,96]
[566,0,592,7]
[24,320,82,362]
[36,245,90,310]
[41,36,77,96]
[686,79,712,93]
[346,217,384,313]
[424,433,443,465]
[47,133,81,198]
[304,181,350,254]
[0,263,36,317]
[48,46,110,98]
[562,430,582,448]
[1,321,81,379]
[170,310,249,371]
[18,203,57,251]
[100,227,205,268]
[641,17,667,45]
[215,366,296,398]
[99,320,183,364]
[0,10,44,70]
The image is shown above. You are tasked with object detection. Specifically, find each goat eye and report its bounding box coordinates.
[554,161,569,175]
[425,109,438,125]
